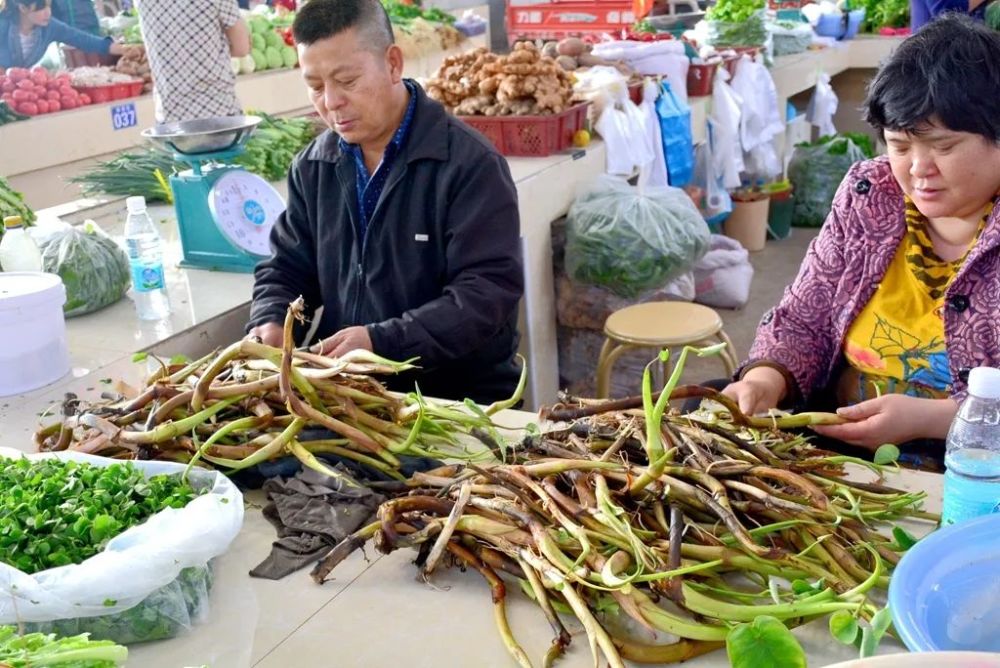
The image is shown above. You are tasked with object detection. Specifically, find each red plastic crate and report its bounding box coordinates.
[687,62,717,97]
[74,80,143,104]
[506,1,637,42]
[628,81,642,104]
[459,102,590,157]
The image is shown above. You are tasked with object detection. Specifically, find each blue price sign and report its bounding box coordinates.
[111,102,138,131]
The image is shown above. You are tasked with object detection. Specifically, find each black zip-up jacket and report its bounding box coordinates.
[248,84,524,403]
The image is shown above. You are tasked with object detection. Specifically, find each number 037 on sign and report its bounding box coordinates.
[111,102,138,131]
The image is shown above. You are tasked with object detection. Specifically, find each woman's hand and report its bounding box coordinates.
[722,366,788,417]
[812,395,959,450]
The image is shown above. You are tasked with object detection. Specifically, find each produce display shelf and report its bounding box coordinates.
[0,35,487,208]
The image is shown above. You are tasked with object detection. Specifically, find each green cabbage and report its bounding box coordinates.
[265,46,283,70]
[251,48,268,71]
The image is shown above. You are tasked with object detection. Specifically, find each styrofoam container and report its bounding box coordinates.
[0,272,70,396]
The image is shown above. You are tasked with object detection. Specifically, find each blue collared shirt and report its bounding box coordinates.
[339,80,418,239]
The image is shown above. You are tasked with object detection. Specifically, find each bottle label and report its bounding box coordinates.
[130,261,165,293]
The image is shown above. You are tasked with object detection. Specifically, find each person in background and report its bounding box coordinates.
[133,0,251,123]
[246,0,524,403]
[50,0,99,35]
[910,0,988,30]
[722,14,1000,469]
[0,0,128,68]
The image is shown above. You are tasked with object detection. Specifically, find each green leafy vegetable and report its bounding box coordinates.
[706,0,765,23]
[891,525,918,550]
[873,444,901,465]
[0,174,36,226]
[829,609,860,644]
[234,112,321,182]
[0,625,127,667]
[726,615,807,668]
[0,457,200,575]
[705,0,767,46]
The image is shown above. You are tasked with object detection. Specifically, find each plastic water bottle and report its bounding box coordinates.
[941,366,1000,526]
[0,216,43,272]
[123,196,170,320]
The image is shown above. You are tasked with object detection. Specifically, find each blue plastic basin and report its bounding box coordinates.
[889,512,1000,653]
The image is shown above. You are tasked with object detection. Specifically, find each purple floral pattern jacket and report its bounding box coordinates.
[747,157,1000,403]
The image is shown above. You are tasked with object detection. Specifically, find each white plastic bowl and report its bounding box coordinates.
[825,651,1000,667]
[0,272,69,396]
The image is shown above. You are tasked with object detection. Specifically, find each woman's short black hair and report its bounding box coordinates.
[292,0,394,53]
[864,13,1000,142]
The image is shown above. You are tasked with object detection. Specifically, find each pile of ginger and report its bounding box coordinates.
[424,42,574,116]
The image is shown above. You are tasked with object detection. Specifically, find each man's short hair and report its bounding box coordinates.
[864,13,1000,142]
[292,0,395,53]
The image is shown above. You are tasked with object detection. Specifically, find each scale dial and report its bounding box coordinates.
[208,170,285,257]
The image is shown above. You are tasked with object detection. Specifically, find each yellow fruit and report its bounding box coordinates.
[573,129,591,148]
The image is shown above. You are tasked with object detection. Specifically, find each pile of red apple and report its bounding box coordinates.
[0,66,93,116]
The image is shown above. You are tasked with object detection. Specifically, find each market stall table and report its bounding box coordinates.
[0,396,940,668]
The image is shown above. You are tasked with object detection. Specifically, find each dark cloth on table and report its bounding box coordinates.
[249,465,385,580]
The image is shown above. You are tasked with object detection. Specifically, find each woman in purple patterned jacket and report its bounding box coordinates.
[723,14,1000,460]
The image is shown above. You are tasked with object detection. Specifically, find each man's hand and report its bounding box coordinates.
[812,395,959,450]
[246,322,283,347]
[722,366,788,417]
[311,326,373,358]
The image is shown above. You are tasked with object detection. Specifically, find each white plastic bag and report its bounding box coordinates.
[730,56,783,181]
[595,91,653,177]
[692,123,733,226]
[807,72,839,137]
[693,234,755,308]
[640,79,669,189]
[0,451,243,625]
[709,66,744,190]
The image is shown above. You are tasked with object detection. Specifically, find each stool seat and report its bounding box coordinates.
[595,301,738,398]
[604,302,723,346]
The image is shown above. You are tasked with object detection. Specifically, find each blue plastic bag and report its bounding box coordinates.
[655,81,695,187]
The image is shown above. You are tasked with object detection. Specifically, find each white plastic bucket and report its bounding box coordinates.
[0,272,70,396]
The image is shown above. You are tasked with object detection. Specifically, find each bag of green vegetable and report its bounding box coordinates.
[35,220,130,318]
[704,0,768,46]
[0,451,243,645]
[788,133,873,227]
[769,20,814,56]
[565,175,710,298]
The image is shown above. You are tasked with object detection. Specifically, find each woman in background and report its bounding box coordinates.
[1,0,127,68]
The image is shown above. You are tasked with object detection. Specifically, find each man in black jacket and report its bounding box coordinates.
[247,0,523,403]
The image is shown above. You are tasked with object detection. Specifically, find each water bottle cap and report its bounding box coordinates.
[3,216,23,230]
[126,196,147,214]
[967,367,1000,399]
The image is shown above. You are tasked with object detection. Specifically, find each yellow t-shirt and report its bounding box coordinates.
[838,198,985,404]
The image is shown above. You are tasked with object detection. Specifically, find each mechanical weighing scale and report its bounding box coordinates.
[141,116,286,272]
